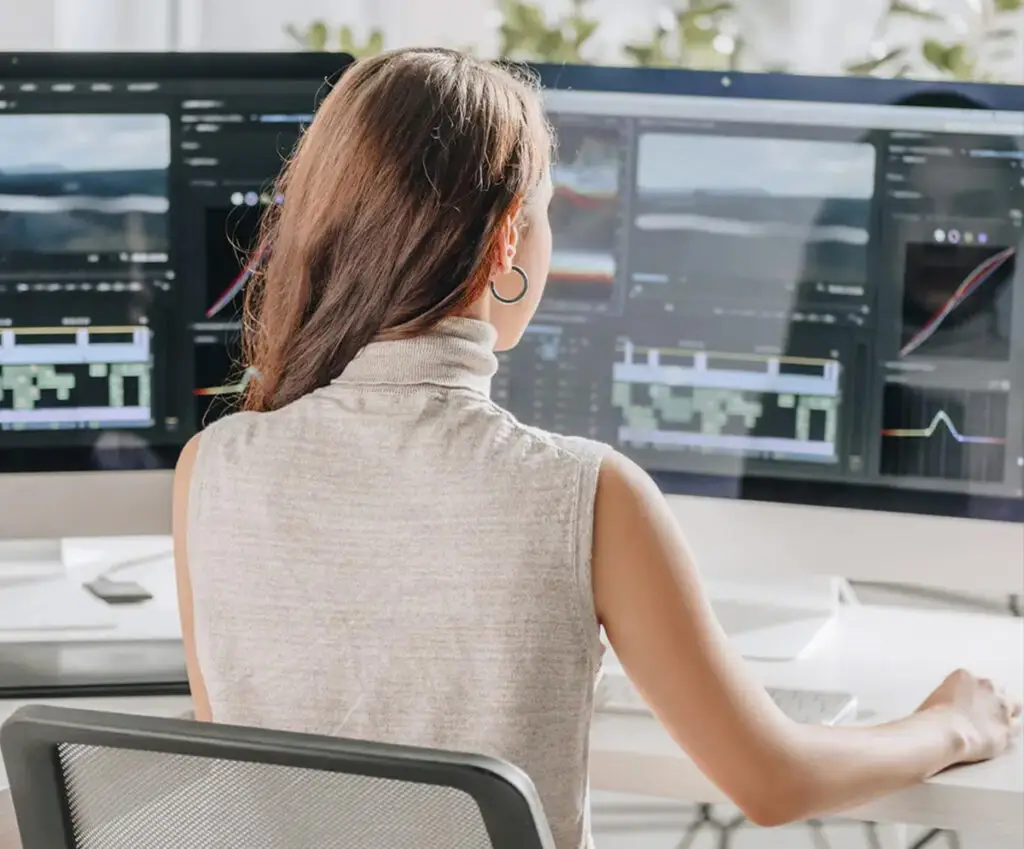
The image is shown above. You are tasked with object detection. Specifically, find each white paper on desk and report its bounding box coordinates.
[0,579,117,632]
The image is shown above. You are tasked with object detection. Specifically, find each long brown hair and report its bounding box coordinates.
[241,48,551,412]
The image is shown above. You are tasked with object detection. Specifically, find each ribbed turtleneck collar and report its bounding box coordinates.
[333,317,498,396]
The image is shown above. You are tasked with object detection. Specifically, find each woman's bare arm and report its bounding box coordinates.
[172,433,213,722]
[591,450,1012,827]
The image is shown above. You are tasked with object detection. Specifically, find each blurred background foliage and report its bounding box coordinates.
[844,0,1023,79]
[285,0,1023,81]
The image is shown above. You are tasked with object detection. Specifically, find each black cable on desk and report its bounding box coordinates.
[0,680,190,700]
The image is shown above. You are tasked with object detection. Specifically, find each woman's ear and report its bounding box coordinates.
[496,204,522,274]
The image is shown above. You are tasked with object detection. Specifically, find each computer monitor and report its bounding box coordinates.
[519,66,1024,595]
[0,58,1021,594]
[0,52,352,549]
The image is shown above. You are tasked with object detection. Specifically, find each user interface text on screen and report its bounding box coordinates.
[0,64,1021,520]
[492,85,1023,513]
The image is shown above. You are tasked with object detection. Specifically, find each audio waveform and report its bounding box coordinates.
[194,366,258,397]
[900,246,1016,357]
[881,410,1006,445]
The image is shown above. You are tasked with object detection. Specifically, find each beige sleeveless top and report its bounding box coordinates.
[187,317,608,849]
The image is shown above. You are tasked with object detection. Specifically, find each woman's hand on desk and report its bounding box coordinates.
[916,669,1022,766]
[591,450,1019,829]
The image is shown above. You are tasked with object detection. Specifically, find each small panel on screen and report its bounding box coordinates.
[899,241,1015,361]
[612,339,841,463]
[0,114,170,255]
[0,114,171,440]
[203,201,263,323]
[193,203,262,426]
[881,384,1008,483]
[548,117,623,307]
[630,133,875,286]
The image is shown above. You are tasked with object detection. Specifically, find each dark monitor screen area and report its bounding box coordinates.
[0,53,349,473]
[0,57,1022,524]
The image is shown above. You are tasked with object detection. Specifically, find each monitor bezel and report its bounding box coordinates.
[0,57,1021,525]
[0,51,354,79]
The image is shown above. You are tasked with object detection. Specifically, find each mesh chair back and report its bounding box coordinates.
[1,706,555,849]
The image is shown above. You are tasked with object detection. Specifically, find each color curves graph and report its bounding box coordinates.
[881,410,1006,445]
[194,367,258,398]
[900,246,1016,358]
[204,248,269,319]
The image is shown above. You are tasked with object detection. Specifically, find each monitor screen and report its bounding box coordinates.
[0,59,1021,524]
[0,54,347,481]
[502,70,1024,520]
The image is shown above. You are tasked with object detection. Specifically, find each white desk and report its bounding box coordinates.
[1,569,1021,845]
[592,605,1024,840]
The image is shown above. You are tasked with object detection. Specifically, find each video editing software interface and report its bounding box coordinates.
[499,89,1024,503]
[1,73,1022,508]
[0,72,324,469]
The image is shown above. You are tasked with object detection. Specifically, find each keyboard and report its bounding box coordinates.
[597,673,858,726]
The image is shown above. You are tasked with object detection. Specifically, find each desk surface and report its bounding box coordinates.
[1,604,1021,842]
[594,604,1024,837]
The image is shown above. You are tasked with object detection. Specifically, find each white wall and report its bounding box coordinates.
[53,0,174,50]
[0,0,54,50]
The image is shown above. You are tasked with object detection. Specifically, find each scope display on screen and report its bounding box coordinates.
[0,66,1021,518]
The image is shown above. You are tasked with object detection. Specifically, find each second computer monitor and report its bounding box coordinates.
[0,53,352,539]
[0,58,1021,589]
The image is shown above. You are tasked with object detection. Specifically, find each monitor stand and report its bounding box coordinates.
[707,575,849,662]
[0,540,117,633]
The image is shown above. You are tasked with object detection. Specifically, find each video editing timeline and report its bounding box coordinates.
[613,340,840,463]
[488,91,1024,498]
[0,325,152,430]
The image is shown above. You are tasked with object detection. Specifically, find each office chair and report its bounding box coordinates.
[0,705,555,849]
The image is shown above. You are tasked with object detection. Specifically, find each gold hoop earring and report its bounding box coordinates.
[490,265,529,304]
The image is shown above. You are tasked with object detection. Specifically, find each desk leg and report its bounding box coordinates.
[874,823,909,849]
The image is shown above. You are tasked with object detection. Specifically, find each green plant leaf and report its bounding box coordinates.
[680,17,717,49]
[888,1,944,20]
[622,44,653,65]
[309,20,329,51]
[497,0,601,62]
[366,29,385,55]
[285,20,330,52]
[537,30,565,61]
[622,27,675,68]
[993,0,1023,12]
[688,1,735,14]
[845,47,907,75]
[946,43,973,75]
[922,37,951,70]
[573,18,600,48]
